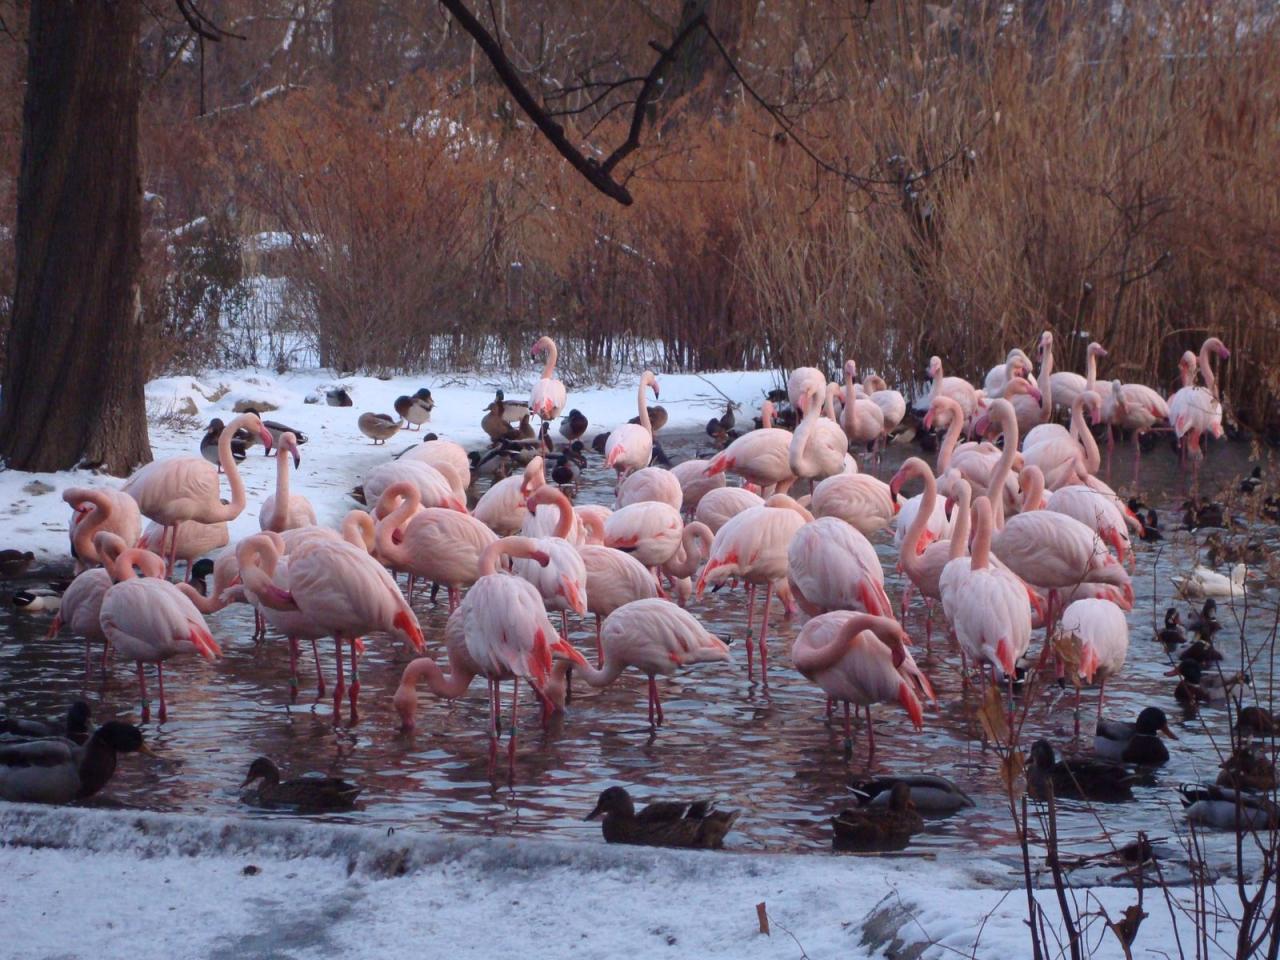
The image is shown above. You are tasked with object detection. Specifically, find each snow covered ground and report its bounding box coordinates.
[0,804,1245,960]
[1,366,780,567]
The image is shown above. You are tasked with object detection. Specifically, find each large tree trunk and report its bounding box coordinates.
[0,0,151,476]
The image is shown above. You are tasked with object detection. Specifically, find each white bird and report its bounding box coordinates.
[1172,563,1247,600]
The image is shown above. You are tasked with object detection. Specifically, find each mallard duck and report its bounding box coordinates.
[585,786,739,849]
[0,701,92,744]
[1181,498,1229,531]
[413,386,435,411]
[199,418,248,469]
[1238,706,1276,736]
[537,421,554,456]
[1027,739,1141,802]
[482,402,514,442]
[591,432,609,456]
[1172,563,1247,600]
[1178,638,1223,664]
[629,405,668,434]
[1187,598,1222,641]
[1156,608,1186,646]
[832,782,925,851]
[515,413,536,442]
[494,389,531,423]
[12,588,61,613]
[0,721,147,804]
[551,451,580,488]
[358,412,402,445]
[0,549,35,578]
[239,757,361,811]
[325,387,353,407]
[650,441,672,467]
[559,408,588,443]
[1217,747,1277,792]
[1170,660,1249,704]
[847,774,974,814]
[1127,499,1163,542]
[394,395,432,430]
[469,447,512,481]
[1241,465,1263,494]
[1094,707,1176,765]
[1181,784,1278,831]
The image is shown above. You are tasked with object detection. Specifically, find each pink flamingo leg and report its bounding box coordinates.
[746,583,757,633]
[157,664,167,722]
[407,574,415,603]
[561,610,570,641]
[595,615,603,667]
[288,637,300,701]
[332,636,346,721]
[843,701,852,751]
[348,639,362,720]
[508,678,520,781]
[311,639,325,697]
[448,587,459,614]
[865,705,876,756]
[136,661,150,722]
[167,523,181,581]
[487,680,499,773]
[758,582,775,684]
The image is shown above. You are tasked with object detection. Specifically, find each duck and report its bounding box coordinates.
[324,387,353,407]
[1264,496,1280,523]
[1094,707,1177,765]
[494,389,531,423]
[1238,706,1276,737]
[551,451,581,488]
[846,773,974,815]
[585,785,739,850]
[1027,739,1142,803]
[358,412,402,445]
[0,550,35,578]
[1172,563,1247,600]
[1181,498,1230,531]
[1217,747,1277,792]
[1241,465,1263,494]
[12,588,61,613]
[200,418,248,468]
[630,405,668,434]
[650,440,673,467]
[239,757,361,812]
[1178,637,1223,665]
[1187,597,1222,641]
[238,408,308,453]
[0,701,93,743]
[1156,608,1187,646]
[832,782,925,852]
[1170,660,1249,704]
[413,386,435,412]
[1180,784,1279,831]
[559,408,588,443]
[469,447,513,482]
[591,432,610,456]
[0,721,147,804]
[394,394,433,430]
[482,401,515,442]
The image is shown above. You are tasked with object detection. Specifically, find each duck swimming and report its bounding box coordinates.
[1172,563,1247,600]
[1170,660,1249,704]
[240,757,361,811]
[832,781,924,851]
[1027,739,1142,803]
[1240,465,1263,494]
[585,786,739,849]
[1181,784,1278,831]
[1216,746,1277,792]
[847,773,974,815]
[559,409,588,443]
[0,721,147,804]
[1094,707,1177,765]
[1238,705,1276,737]
[1187,598,1221,642]
[0,701,92,744]
[0,550,35,578]
[1156,608,1186,646]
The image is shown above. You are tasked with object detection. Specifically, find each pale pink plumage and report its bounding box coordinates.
[811,473,898,537]
[530,336,568,420]
[364,460,465,518]
[603,501,684,569]
[616,466,683,511]
[787,517,892,618]
[693,486,764,533]
[259,432,316,533]
[604,371,659,477]
[669,459,724,515]
[64,486,141,571]
[473,457,546,536]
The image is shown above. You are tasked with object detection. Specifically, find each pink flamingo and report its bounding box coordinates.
[515,486,589,636]
[604,371,659,480]
[1057,597,1129,734]
[660,521,713,591]
[239,533,425,722]
[695,494,810,681]
[939,497,1033,687]
[693,486,764,533]
[811,472,898,537]
[791,612,934,755]
[398,436,471,484]
[1049,341,1108,414]
[472,456,545,536]
[616,466,683,511]
[49,531,130,677]
[578,544,661,662]
[916,355,979,424]
[790,383,852,481]
[603,501,684,575]
[1101,379,1169,481]
[862,372,906,453]
[121,411,272,575]
[891,459,970,642]
[259,432,316,532]
[1021,392,1103,491]
[1169,338,1229,464]
[375,481,497,611]
[1008,332,1055,437]
[670,459,724,517]
[704,401,794,493]
[955,398,1025,527]
[394,612,481,730]
[787,367,827,413]
[64,487,141,572]
[574,504,611,544]
[137,519,229,582]
[1045,478,1135,567]
[364,460,466,518]
[174,550,242,615]
[530,336,567,420]
[983,347,1034,397]
[544,598,729,726]
[840,362,884,450]
[457,536,589,771]
[787,517,893,618]
[99,545,221,722]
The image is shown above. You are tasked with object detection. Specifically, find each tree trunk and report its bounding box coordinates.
[0,0,151,476]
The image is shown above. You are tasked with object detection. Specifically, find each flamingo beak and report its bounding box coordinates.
[1219,346,1231,358]
[652,382,660,399]
[922,410,934,431]
[291,450,301,469]
[259,428,274,452]
[1027,386,1043,404]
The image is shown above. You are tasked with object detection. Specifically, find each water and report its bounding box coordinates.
[2,432,1276,866]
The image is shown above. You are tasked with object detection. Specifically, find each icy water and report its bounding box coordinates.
[2,432,1277,866]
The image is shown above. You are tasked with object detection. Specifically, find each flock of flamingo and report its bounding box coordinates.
[38,332,1242,791]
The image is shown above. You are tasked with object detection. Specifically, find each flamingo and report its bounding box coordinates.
[811,472,898,537]
[1008,331,1054,437]
[1045,479,1135,567]
[787,517,893,618]
[840,362,885,450]
[578,544,661,662]
[64,487,141,572]
[530,336,567,421]
[791,383,851,481]
[374,481,497,611]
[1102,378,1169,480]
[238,533,425,722]
[259,432,316,533]
[1057,597,1129,733]
[1049,341,1107,415]
[669,459,724,517]
[393,612,481,730]
[136,519,229,581]
[862,372,906,451]
[121,411,272,575]
[574,504,612,544]
[514,486,590,636]
[1169,337,1229,463]
[398,437,470,498]
[364,460,466,518]
[457,536,589,771]
[49,531,130,677]
[174,550,243,616]
[604,371,659,480]
[659,520,713,598]
[983,347,1035,397]
[694,486,764,533]
[603,501,684,575]
[891,459,970,641]
[473,456,546,535]
[617,466,683,511]
[544,598,730,726]
[1020,392,1103,491]
[99,545,221,722]
[916,355,979,424]
[787,366,827,413]
[791,612,935,755]
[703,401,794,493]
[939,497,1033,687]
[695,494,810,681]
[958,397,1025,526]
[931,392,1022,514]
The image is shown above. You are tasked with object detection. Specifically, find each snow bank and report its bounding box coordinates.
[0,804,1241,960]
[2,367,780,569]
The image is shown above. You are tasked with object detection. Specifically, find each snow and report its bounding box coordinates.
[0,366,780,568]
[0,804,1249,959]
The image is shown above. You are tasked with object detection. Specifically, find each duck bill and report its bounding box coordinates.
[585,802,604,821]
[1160,723,1179,740]
[138,742,157,757]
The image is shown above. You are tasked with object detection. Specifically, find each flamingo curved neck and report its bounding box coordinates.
[934,399,965,474]
[343,510,375,551]
[900,461,935,579]
[479,537,542,576]
[1199,341,1219,399]
[113,546,164,582]
[948,481,972,560]
[1085,347,1100,392]
[986,402,1019,528]
[1071,398,1101,474]
[970,499,993,570]
[1038,340,1054,420]
[539,338,558,379]
[1020,468,1045,511]
[375,484,422,566]
[635,378,652,434]
[268,446,292,532]
[532,487,574,539]
[72,490,115,563]
[404,653,476,702]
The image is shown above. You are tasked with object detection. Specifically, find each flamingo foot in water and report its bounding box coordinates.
[137,662,151,723]
[156,664,168,723]
[332,637,346,722]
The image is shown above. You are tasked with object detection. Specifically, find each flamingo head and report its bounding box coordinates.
[1037,330,1053,358]
[1081,390,1103,425]
[927,356,942,379]
[1088,341,1109,359]
[280,432,302,468]
[888,465,912,501]
[972,412,993,437]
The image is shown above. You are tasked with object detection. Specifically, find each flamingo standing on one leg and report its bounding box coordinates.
[577,544,661,664]
[791,612,935,756]
[48,531,131,677]
[544,598,730,727]
[787,517,893,618]
[1169,338,1229,469]
[122,412,272,576]
[530,336,567,421]
[259,432,316,533]
[703,401,794,494]
[1057,597,1130,736]
[604,371,659,482]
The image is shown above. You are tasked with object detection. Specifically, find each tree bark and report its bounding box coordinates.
[0,0,151,476]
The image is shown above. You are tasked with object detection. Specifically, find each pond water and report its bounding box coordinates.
[1,429,1276,869]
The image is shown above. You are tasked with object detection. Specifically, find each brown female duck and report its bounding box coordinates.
[832,781,924,851]
[586,786,738,849]
[240,757,361,811]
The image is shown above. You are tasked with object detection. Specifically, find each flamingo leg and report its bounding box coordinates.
[1132,433,1142,485]
[647,677,656,727]
[561,610,570,641]
[826,697,834,722]
[84,639,92,683]
[595,615,603,667]
[349,639,362,719]
[487,680,499,773]
[288,637,300,702]
[254,609,266,642]
[843,701,852,752]
[448,587,458,614]
[924,601,933,654]
[101,640,111,673]
[1074,683,1082,740]
[1096,678,1106,728]
[311,638,325,697]
[865,705,876,756]
[332,636,346,721]
[758,582,775,684]
[167,523,181,581]
[136,661,150,722]
[157,664,167,722]
[508,678,520,780]
[746,583,757,633]
[407,574,415,603]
